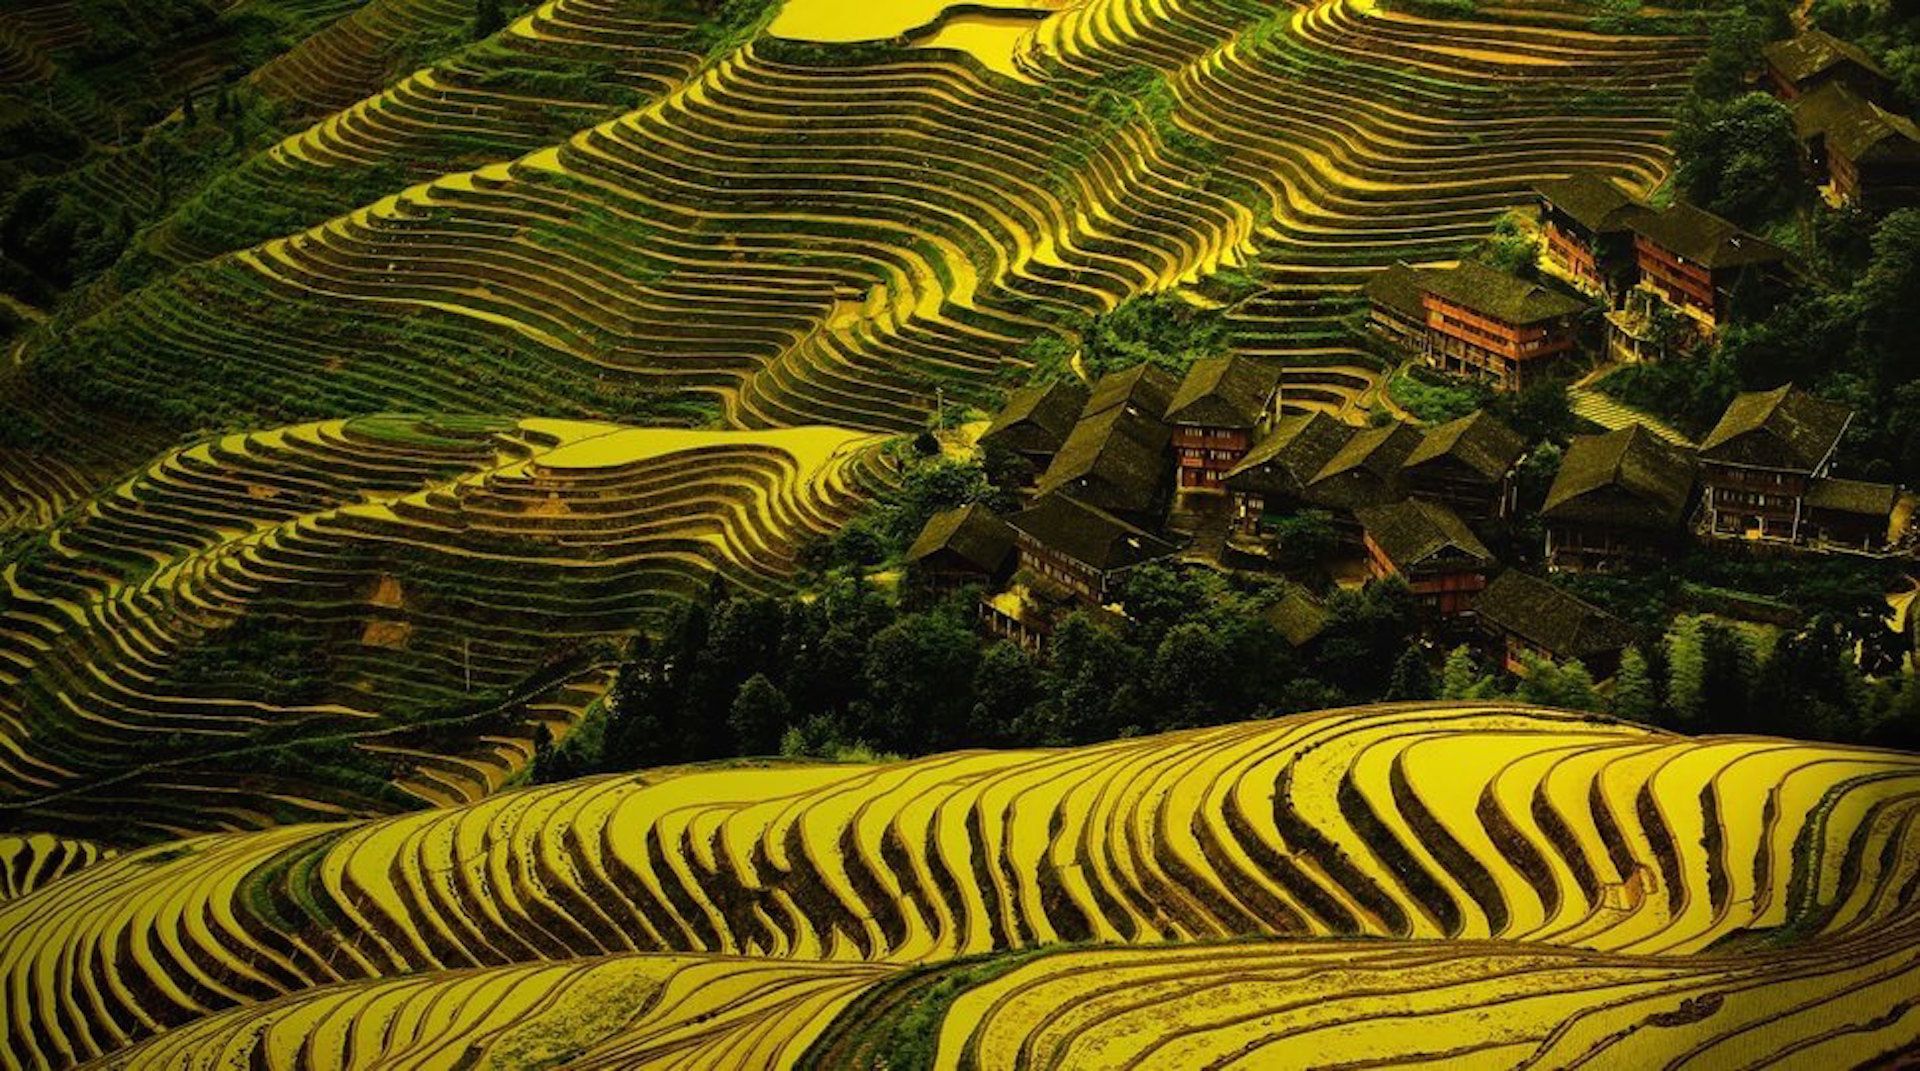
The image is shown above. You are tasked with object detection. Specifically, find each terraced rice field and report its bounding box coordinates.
[11,2,1897,1064]
[3,704,1917,1067]
[0,416,887,835]
[4,0,1698,499]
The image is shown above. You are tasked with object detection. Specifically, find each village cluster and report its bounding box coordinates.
[907,29,1917,681]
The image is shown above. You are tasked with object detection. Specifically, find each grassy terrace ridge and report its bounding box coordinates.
[2,703,1918,1067]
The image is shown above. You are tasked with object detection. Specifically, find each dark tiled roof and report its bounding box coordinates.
[1699,385,1853,472]
[1365,262,1432,321]
[1008,493,1177,573]
[1354,497,1495,571]
[1224,412,1357,497]
[1533,172,1651,234]
[1628,203,1790,270]
[1421,260,1587,325]
[1543,424,1696,529]
[1035,404,1170,514]
[1804,476,1898,516]
[1792,82,1920,164]
[1474,570,1635,661]
[1084,363,1179,422]
[905,504,1015,573]
[1165,355,1279,429]
[980,380,1088,457]
[1305,421,1422,510]
[1402,410,1528,484]
[1763,30,1886,86]
[1263,587,1329,647]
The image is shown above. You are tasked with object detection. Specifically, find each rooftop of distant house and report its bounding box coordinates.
[1401,410,1528,484]
[1628,203,1791,270]
[1791,82,1920,164]
[1165,355,1280,429]
[1474,570,1636,662]
[1543,424,1696,529]
[905,503,1015,575]
[1763,29,1887,87]
[1698,385,1853,473]
[1534,172,1651,234]
[1365,262,1432,321]
[1421,259,1588,325]
[980,379,1088,456]
[1007,493,1178,574]
[1355,497,1495,572]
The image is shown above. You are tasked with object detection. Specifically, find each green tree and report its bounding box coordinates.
[1516,654,1601,712]
[1612,645,1658,721]
[969,641,1039,745]
[728,673,791,754]
[860,611,980,752]
[1386,647,1435,701]
[1440,645,1493,700]
[1318,579,1418,698]
[1665,616,1707,725]
[471,0,508,38]
[1671,93,1801,227]
[1149,622,1234,728]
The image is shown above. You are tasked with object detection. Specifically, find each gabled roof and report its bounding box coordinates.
[1698,385,1852,472]
[1763,30,1886,87]
[1533,172,1651,234]
[1402,410,1528,484]
[1083,363,1178,422]
[1223,412,1357,497]
[1804,477,1899,516]
[905,504,1015,574]
[979,379,1089,457]
[1628,203,1790,270]
[1792,82,1920,164]
[1165,355,1280,429]
[1543,424,1696,529]
[1421,259,1587,325]
[1354,498,1495,572]
[1474,570,1635,661]
[1305,421,1422,510]
[1263,587,1329,647]
[1365,262,1432,321]
[1034,403,1169,514]
[1008,493,1177,573]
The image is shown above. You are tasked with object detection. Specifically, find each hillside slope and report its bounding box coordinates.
[5,703,1919,1067]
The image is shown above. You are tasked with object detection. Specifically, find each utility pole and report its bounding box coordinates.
[463,637,472,693]
[935,386,945,433]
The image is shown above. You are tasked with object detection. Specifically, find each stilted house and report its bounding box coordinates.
[1353,498,1496,616]
[1698,385,1852,543]
[1802,478,1902,551]
[1400,411,1527,522]
[1533,173,1651,299]
[1033,365,1177,525]
[1473,570,1635,679]
[1419,260,1586,391]
[1542,424,1697,569]
[1627,204,1791,333]
[1164,356,1282,492]
[977,379,1089,485]
[1223,411,1357,533]
[905,504,1016,591]
[1364,262,1432,350]
[1005,493,1177,606]
[1302,421,1424,516]
[1791,83,1920,208]
[1762,30,1892,101]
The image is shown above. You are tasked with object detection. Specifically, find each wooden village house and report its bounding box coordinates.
[1542,424,1697,569]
